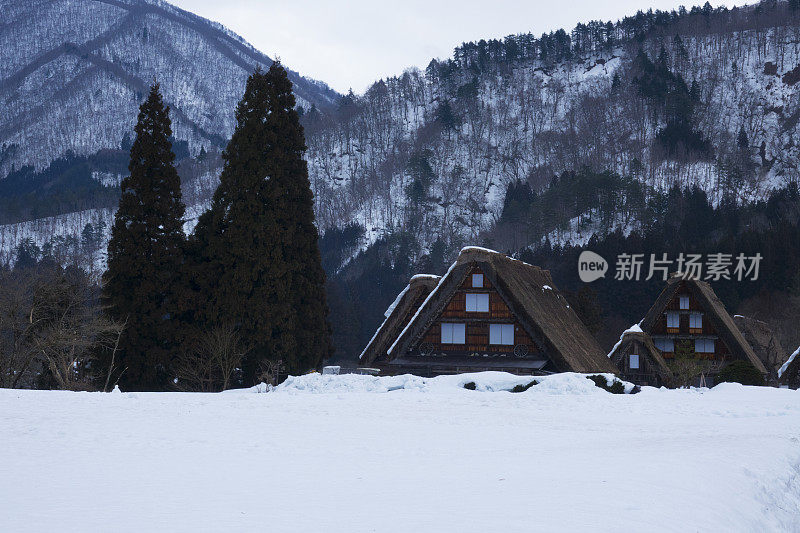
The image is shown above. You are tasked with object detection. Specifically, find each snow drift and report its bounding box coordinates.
[1,372,798,532]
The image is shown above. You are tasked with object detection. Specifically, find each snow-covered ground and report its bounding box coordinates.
[1,372,799,532]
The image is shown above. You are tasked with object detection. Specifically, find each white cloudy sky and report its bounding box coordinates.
[170,0,736,94]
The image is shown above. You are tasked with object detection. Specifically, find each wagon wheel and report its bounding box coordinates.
[419,342,435,356]
[513,344,529,358]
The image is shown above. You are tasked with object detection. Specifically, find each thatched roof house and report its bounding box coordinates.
[628,273,767,386]
[733,315,789,384]
[608,325,672,387]
[361,247,618,376]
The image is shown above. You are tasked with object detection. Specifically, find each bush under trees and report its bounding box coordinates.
[587,374,627,393]
[716,361,765,386]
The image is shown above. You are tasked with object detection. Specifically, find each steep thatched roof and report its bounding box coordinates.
[388,247,618,374]
[359,274,439,366]
[733,315,788,380]
[640,274,767,374]
[608,326,672,378]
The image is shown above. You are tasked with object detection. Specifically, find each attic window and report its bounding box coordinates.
[679,295,690,309]
[466,293,489,312]
[489,324,514,345]
[629,353,640,369]
[441,323,466,344]
[689,312,703,329]
[695,338,715,353]
[472,273,484,288]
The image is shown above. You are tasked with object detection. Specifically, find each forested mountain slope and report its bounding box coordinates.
[0,0,338,177]
[5,1,800,258]
[306,1,800,256]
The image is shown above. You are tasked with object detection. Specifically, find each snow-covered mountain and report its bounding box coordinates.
[4,1,800,268]
[0,0,338,175]
[306,2,800,255]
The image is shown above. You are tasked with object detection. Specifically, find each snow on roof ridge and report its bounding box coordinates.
[460,245,501,254]
[607,323,643,358]
[778,345,799,379]
[358,315,389,361]
[410,274,439,281]
[458,246,537,268]
[384,285,410,318]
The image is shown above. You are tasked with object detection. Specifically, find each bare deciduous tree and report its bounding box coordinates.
[172,324,250,392]
[0,262,125,390]
[0,268,42,388]
[256,358,286,387]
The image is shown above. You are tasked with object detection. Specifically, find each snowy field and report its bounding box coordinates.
[1,372,799,532]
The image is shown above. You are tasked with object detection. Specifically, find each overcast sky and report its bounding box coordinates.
[170,0,736,94]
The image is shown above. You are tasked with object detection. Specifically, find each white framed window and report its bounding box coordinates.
[689,312,703,329]
[466,293,489,312]
[655,338,674,352]
[472,273,484,288]
[489,324,515,345]
[695,338,715,353]
[679,295,690,310]
[666,312,680,328]
[441,323,466,344]
[629,353,640,369]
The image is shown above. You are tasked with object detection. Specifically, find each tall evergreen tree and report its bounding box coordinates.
[191,68,281,383]
[103,84,186,391]
[193,63,332,383]
[263,62,333,375]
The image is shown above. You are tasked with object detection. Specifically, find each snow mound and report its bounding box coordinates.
[2,370,799,531]
[274,371,633,395]
[224,382,274,394]
[275,373,426,394]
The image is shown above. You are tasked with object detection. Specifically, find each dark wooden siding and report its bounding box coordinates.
[612,340,663,387]
[415,265,538,356]
[650,280,731,360]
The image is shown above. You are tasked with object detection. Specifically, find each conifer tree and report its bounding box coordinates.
[191,69,279,383]
[263,62,333,374]
[193,64,332,383]
[737,125,749,151]
[103,84,186,391]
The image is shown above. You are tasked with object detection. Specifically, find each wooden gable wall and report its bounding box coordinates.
[649,280,731,360]
[414,264,540,357]
[610,339,664,387]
